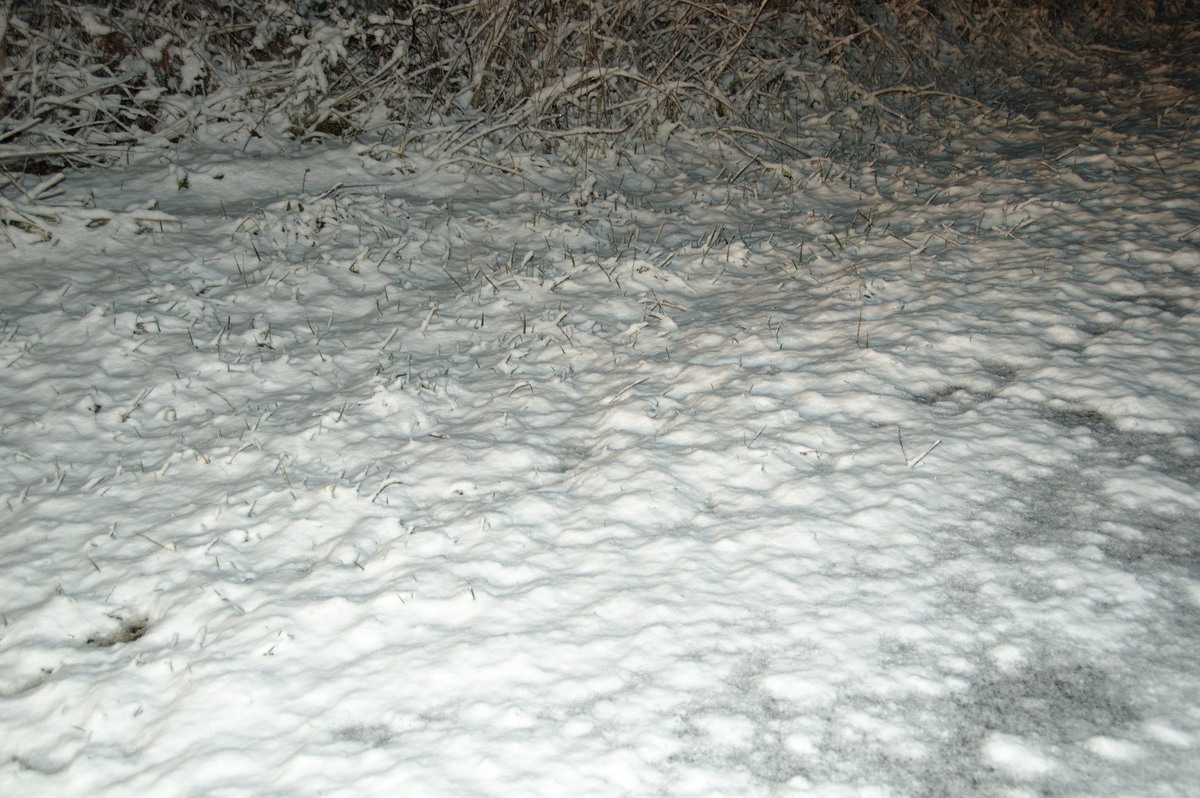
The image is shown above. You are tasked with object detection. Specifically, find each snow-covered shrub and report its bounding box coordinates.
[0,0,1192,176]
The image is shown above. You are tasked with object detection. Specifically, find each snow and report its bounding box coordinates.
[3,48,1200,798]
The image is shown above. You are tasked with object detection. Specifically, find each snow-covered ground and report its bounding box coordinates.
[3,48,1200,798]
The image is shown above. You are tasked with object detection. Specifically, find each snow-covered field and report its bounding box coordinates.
[3,43,1200,798]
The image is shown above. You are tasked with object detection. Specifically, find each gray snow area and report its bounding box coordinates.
[2,48,1200,798]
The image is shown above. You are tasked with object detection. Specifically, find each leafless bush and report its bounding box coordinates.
[0,0,1191,173]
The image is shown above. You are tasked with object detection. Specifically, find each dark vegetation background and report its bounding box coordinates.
[1,0,1198,176]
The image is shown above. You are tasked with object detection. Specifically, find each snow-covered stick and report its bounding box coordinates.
[908,439,941,470]
[419,302,439,336]
[0,146,80,164]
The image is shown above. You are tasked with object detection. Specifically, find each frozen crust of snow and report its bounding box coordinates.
[3,53,1200,798]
